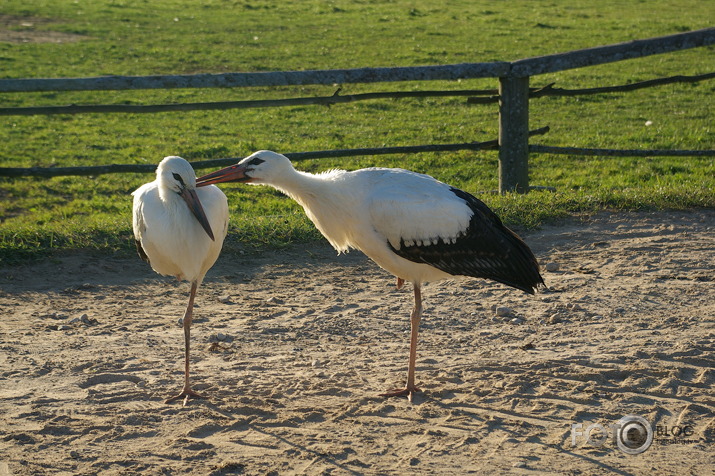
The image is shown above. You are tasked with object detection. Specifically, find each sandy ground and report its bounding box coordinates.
[0,210,713,475]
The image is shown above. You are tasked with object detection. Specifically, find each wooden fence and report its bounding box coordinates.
[1,27,714,193]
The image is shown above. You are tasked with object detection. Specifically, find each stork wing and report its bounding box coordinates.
[367,170,474,250]
[407,189,542,293]
[131,183,152,264]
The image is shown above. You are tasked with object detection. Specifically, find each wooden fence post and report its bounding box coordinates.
[498,76,530,193]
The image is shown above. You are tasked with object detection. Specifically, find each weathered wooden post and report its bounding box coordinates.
[498,75,530,193]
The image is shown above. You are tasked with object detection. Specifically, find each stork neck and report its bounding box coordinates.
[157,183,183,205]
[158,183,175,203]
[271,168,335,209]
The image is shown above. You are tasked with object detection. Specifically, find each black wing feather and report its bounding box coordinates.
[389,188,544,294]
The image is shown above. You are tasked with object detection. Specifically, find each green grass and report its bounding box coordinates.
[1,0,714,264]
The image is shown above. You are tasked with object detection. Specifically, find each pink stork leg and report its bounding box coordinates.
[166,281,207,405]
[380,283,423,402]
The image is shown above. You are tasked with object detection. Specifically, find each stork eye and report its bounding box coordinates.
[172,173,185,185]
[247,157,265,166]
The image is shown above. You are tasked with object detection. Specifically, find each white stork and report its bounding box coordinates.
[132,156,229,405]
[196,150,543,401]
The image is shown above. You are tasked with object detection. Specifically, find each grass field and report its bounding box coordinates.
[1,0,713,263]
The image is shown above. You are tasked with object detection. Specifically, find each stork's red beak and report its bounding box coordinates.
[196,164,249,187]
[179,187,215,241]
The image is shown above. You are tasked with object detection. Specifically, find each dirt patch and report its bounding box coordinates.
[0,15,87,44]
[0,210,713,474]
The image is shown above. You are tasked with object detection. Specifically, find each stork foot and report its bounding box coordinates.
[379,386,421,402]
[165,386,208,406]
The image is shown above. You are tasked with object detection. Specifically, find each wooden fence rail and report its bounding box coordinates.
[2,27,714,192]
[529,145,715,157]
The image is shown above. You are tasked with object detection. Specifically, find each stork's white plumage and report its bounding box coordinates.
[132,156,228,404]
[197,150,543,401]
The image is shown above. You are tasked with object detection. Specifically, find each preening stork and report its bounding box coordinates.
[132,156,229,405]
[196,150,543,401]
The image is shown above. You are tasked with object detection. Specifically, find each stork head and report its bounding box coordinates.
[157,156,198,192]
[196,150,293,187]
[157,156,215,241]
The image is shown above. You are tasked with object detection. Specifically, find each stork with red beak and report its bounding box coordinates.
[197,151,543,401]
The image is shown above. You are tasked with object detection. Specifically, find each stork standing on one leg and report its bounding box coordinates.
[196,150,543,401]
[132,156,229,405]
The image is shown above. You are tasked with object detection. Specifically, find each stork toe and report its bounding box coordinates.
[165,386,208,406]
[379,386,422,401]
